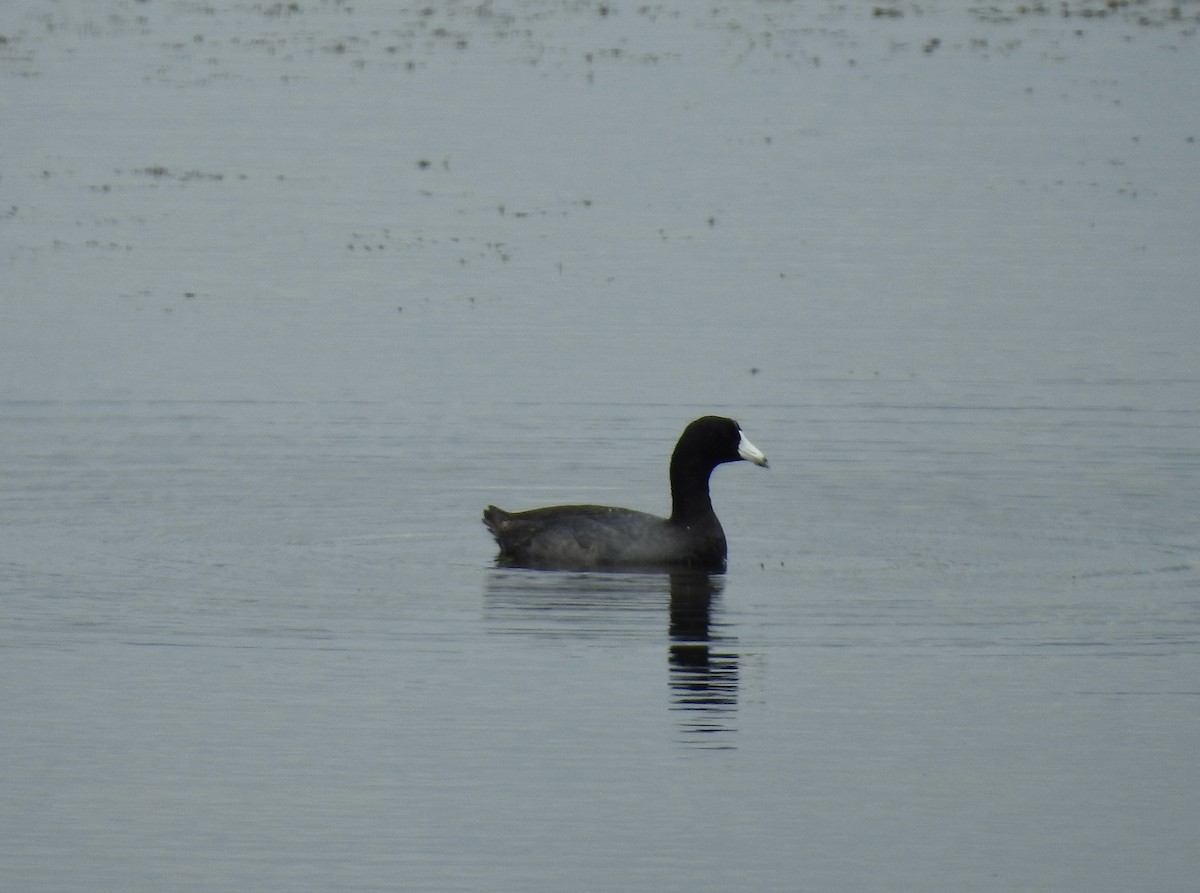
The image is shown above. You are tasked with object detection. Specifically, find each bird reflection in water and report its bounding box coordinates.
[667,572,739,749]
[483,569,740,749]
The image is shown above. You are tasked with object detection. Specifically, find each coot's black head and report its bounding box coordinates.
[674,416,769,471]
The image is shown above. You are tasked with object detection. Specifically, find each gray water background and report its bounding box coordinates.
[3,2,1199,890]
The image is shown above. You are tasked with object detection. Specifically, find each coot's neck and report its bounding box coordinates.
[668,450,716,524]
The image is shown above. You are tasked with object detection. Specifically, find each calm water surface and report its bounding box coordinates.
[3,2,1199,891]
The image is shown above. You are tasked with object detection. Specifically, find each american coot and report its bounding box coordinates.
[483,416,768,571]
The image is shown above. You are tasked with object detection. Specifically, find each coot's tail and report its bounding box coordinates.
[482,505,510,541]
